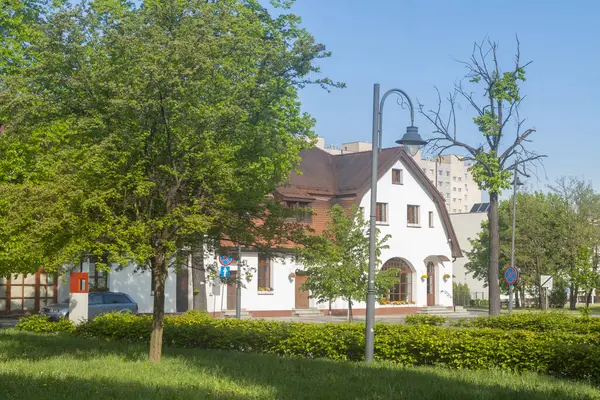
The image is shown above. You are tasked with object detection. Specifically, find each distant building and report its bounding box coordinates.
[413,151,482,214]
[450,203,489,300]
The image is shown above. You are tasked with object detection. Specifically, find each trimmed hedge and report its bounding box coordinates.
[454,313,600,335]
[404,314,446,326]
[16,315,75,334]
[73,311,600,383]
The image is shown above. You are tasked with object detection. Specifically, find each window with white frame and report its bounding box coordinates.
[376,203,388,223]
[392,169,403,185]
[407,205,420,226]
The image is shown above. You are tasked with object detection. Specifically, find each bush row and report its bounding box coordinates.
[454,313,600,334]
[15,314,75,334]
[70,311,600,383]
[404,314,447,326]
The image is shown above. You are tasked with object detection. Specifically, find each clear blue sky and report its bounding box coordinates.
[275,0,600,192]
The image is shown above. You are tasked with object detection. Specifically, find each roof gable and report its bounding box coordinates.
[276,146,462,257]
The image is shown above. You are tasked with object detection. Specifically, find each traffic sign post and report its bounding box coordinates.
[504,266,519,314]
[219,254,233,267]
[220,266,231,279]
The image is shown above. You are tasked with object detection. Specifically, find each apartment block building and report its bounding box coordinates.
[414,151,482,214]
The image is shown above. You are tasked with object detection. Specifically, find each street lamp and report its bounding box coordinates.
[508,169,524,315]
[365,84,426,362]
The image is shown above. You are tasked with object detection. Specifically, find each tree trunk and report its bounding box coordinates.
[149,248,167,363]
[515,286,520,308]
[488,191,501,316]
[569,284,578,310]
[586,289,593,309]
[520,287,526,308]
[191,239,207,311]
[347,299,353,323]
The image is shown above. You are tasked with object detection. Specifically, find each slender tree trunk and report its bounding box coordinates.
[347,299,353,323]
[520,287,526,308]
[191,239,207,311]
[515,286,520,308]
[569,284,578,310]
[149,248,167,363]
[488,192,501,316]
[586,289,593,309]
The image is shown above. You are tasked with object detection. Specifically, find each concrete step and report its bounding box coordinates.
[222,309,252,319]
[293,308,323,317]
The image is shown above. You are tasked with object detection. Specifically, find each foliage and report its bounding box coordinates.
[295,205,394,321]
[15,314,74,333]
[3,331,600,400]
[419,38,544,316]
[453,313,600,335]
[404,315,446,326]
[548,277,569,308]
[0,0,340,361]
[453,282,471,307]
[71,312,600,383]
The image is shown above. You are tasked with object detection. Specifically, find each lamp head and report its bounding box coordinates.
[397,126,426,156]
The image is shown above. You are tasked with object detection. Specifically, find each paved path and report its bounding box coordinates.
[0,319,18,329]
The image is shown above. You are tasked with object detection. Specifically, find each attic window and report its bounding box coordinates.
[392,169,403,185]
[285,201,312,223]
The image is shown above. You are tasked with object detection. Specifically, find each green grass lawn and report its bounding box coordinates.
[0,330,599,400]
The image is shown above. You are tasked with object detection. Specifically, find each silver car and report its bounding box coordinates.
[40,292,138,321]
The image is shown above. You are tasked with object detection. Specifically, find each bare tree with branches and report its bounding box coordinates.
[418,38,545,316]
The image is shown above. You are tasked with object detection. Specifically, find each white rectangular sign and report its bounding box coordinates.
[541,275,553,290]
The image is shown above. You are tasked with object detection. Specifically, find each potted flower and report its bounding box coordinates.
[421,273,428,280]
[443,273,451,281]
[258,286,274,294]
[288,272,296,280]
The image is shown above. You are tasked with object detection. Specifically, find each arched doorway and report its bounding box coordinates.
[381,258,413,303]
[426,261,436,306]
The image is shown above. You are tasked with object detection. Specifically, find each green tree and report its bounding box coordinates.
[420,38,544,315]
[0,0,340,361]
[551,177,600,310]
[466,192,557,308]
[296,205,396,322]
[548,277,569,308]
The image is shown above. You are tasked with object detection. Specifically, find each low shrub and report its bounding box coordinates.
[73,312,600,383]
[404,314,446,326]
[16,314,74,334]
[454,313,600,335]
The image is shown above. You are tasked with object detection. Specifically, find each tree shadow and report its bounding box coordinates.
[0,331,598,400]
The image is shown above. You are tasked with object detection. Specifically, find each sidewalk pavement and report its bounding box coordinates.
[0,318,18,329]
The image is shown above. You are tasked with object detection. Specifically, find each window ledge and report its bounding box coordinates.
[392,182,403,185]
[376,222,389,226]
[258,291,274,295]
[407,224,421,228]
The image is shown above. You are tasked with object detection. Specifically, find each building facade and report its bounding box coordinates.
[449,207,488,302]
[202,146,461,317]
[1,146,462,318]
[414,151,482,214]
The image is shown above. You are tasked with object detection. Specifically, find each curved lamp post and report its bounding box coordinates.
[365,84,426,361]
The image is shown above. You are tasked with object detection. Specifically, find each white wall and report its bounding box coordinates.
[108,264,178,313]
[356,158,454,307]
[450,212,488,298]
[206,253,302,313]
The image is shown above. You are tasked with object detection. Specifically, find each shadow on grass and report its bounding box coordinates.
[0,330,598,400]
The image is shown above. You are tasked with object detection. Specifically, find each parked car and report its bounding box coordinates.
[40,292,138,321]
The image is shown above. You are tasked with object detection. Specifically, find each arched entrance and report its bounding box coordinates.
[426,261,436,306]
[381,258,413,303]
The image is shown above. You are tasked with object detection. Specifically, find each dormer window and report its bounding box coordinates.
[285,201,312,223]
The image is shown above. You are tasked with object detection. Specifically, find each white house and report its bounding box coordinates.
[0,146,462,317]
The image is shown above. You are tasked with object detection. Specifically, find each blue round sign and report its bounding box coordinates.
[504,266,518,285]
[219,255,233,266]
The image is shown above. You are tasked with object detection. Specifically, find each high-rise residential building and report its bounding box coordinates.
[413,151,482,214]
